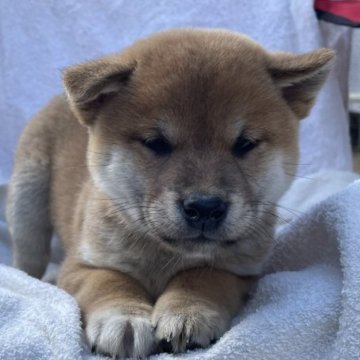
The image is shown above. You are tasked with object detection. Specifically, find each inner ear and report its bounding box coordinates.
[77,68,134,107]
[267,49,335,119]
[63,56,136,125]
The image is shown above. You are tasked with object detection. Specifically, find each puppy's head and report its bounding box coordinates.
[63,29,334,257]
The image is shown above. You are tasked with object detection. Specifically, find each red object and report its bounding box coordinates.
[315,0,360,27]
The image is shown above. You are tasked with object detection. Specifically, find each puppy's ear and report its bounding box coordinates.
[63,56,136,125]
[267,49,335,119]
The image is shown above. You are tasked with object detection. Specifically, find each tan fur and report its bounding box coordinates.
[6,28,334,358]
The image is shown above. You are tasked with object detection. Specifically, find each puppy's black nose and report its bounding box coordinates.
[181,195,227,230]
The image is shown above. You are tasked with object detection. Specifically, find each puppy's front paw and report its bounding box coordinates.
[86,307,155,358]
[152,302,228,353]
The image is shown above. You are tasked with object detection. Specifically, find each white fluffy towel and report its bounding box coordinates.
[0,265,82,360]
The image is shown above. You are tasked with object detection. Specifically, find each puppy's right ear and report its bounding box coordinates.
[63,56,136,125]
[267,49,335,120]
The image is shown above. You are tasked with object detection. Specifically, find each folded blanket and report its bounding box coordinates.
[1,172,360,360]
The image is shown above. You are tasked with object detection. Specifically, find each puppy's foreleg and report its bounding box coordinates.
[57,260,156,359]
[152,267,252,353]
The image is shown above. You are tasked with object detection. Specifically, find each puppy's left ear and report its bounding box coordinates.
[63,56,136,126]
[267,49,335,119]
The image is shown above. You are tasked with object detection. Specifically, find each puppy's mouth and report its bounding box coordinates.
[162,234,237,247]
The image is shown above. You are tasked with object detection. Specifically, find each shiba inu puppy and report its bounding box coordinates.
[6,29,334,358]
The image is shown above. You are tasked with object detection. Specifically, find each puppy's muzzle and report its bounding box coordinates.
[180,194,228,231]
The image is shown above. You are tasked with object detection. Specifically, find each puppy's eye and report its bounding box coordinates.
[142,137,172,156]
[232,136,259,157]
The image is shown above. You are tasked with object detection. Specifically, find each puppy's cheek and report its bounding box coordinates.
[88,148,147,219]
[147,191,189,237]
[220,195,250,237]
[258,152,294,204]
[221,152,293,239]
[264,151,296,203]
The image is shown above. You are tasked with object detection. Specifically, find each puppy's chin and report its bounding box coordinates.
[159,233,237,255]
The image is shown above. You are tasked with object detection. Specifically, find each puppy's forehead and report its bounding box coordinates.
[131,29,269,98]
[126,30,276,135]
[131,29,265,71]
